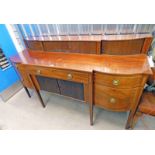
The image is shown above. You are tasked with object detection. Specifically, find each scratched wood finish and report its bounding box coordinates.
[12,50,152,75]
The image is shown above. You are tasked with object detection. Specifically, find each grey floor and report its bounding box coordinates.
[0,88,155,130]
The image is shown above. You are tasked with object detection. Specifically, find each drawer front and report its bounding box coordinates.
[94,84,139,111]
[94,72,145,89]
[25,65,89,84]
[26,40,44,50]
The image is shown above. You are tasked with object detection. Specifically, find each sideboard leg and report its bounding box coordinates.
[125,110,135,129]
[28,74,46,108]
[23,86,31,98]
[35,89,46,108]
[131,111,143,129]
[90,102,93,125]
[89,74,93,126]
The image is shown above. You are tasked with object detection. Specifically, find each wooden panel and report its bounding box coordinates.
[96,41,101,54]
[16,65,32,88]
[36,76,60,94]
[43,41,64,52]
[25,40,44,50]
[79,41,97,54]
[101,38,145,55]
[60,41,70,52]
[94,72,145,89]
[141,37,153,54]
[94,84,139,111]
[68,42,79,53]
[58,80,84,101]
[43,41,98,54]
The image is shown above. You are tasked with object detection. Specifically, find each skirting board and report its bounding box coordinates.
[0,81,23,102]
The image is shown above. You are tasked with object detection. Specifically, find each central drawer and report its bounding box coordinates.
[94,84,138,111]
[94,72,144,89]
[25,65,89,84]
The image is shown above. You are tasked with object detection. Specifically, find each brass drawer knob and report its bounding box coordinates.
[37,70,41,74]
[113,79,120,86]
[67,73,72,80]
[110,97,116,104]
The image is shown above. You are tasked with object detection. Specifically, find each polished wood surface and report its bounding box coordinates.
[94,72,147,89]
[94,71,148,111]
[94,83,138,111]
[11,49,152,74]
[11,49,152,128]
[101,38,145,55]
[24,34,153,55]
[42,41,100,54]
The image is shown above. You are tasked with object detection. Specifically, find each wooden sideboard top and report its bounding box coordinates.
[11,49,152,75]
[25,34,152,41]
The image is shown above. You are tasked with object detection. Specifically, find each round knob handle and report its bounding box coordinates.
[109,97,116,104]
[113,79,120,86]
[37,70,41,74]
[67,73,72,80]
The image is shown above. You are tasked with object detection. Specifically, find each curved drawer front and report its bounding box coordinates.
[94,84,139,111]
[94,72,145,89]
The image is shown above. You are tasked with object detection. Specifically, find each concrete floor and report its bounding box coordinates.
[0,88,155,130]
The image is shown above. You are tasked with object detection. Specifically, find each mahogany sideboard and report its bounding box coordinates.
[10,49,152,129]
[24,34,153,55]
